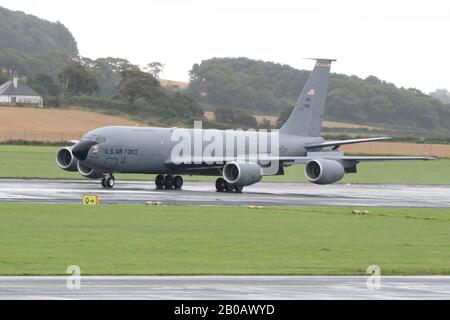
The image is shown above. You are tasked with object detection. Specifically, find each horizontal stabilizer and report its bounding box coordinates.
[305,137,391,150]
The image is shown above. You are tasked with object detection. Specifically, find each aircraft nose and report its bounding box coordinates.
[72,140,98,161]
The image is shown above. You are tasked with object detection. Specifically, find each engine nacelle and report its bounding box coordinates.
[56,147,78,172]
[304,159,345,185]
[77,161,104,179]
[223,161,262,187]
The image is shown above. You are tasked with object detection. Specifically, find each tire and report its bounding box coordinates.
[101,178,107,188]
[106,177,115,189]
[164,175,174,189]
[224,182,234,193]
[234,185,243,193]
[173,176,183,189]
[155,174,165,189]
[215,178,226,192]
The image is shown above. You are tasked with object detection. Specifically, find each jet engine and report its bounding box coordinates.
[304,159,345,185]
[56,147,78,172]
[223,161,262,187]
[77,161,104,179]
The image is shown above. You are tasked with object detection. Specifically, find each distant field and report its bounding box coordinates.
[340,142,450,158]
[0,204,449,275]
[203,111,379,130]
[0,145,449,184]
[0,106,143,142]
[159,79,189,90]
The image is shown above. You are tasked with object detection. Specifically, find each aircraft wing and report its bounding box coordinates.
[276,155,436,164]
[166,154,435,166]
[304,137,391,150]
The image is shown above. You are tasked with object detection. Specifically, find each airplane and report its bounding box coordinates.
[56,58,435,192]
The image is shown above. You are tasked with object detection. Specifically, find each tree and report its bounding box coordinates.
[29,73,59,96]
[258,118,273,129]
[117,69,161,103]
[0,7,78,56]
[93,57,139,73]
[0,69,7,84]
[58,63,99,96]
[214,107,257,127]
[158,92,203,119]
[144,62,164,79]
[214,107,235,123]
[430,89,450,104]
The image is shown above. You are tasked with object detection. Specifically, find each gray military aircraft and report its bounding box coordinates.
[56,58,434,192]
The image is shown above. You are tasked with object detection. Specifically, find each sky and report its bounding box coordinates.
[1,0,449,92]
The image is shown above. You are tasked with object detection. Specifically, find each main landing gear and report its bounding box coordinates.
[155,174,184,190]
[215,178,243,193]
[101,173,115,189]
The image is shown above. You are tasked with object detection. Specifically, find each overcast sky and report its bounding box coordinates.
[1,0,449,92]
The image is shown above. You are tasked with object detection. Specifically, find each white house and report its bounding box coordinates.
[0,77,43,107]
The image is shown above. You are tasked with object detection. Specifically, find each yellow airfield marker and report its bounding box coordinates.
[247,205,265,209]
[145,201,162,206]
[352,209,370,215]
[83,195,99,205]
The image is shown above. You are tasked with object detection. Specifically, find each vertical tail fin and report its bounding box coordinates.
[280,58,335,136]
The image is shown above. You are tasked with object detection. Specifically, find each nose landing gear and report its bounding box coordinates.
[155,174,183,190]
[101,174,115,189]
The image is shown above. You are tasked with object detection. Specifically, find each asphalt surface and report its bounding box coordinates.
[1,276,449,300]
[1,181,449,300]
[0,179,450,207]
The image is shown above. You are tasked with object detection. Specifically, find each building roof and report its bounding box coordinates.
[0,80,41,97]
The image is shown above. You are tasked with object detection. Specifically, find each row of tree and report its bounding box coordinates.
[20,60,203,122]
[189,57,450,133]
[0,6,78,56]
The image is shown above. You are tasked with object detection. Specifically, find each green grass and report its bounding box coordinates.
[1,144,449,184]
[0,204,449,275]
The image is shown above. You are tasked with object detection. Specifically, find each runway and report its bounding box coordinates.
[1,276,449,299]
[0,179,450,207]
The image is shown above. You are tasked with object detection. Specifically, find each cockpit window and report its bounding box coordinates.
[94,136,106,143]
[82,131,106,143]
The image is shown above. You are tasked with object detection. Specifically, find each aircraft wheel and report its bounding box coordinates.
[215,178,226,192]
[155,174,165,189]
[164,175,174,189]
[234,185,243,193]
[173,176,183,189]
[106,177,115,189]
[101,177,108,189]
[224,182,234,193]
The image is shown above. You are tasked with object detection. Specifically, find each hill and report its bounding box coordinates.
[189,57,450,134]
[430,89,450,104]
[0,6,78,56]
[0,7,77,82]
[0,106,143,142]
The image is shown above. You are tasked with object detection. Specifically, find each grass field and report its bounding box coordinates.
[1,144,450,184]
[0,204,449,275]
